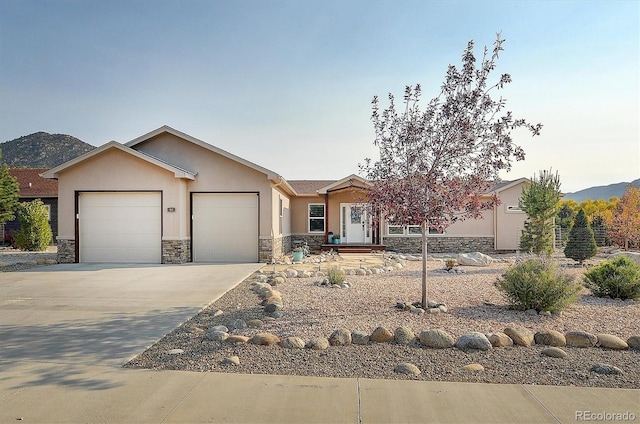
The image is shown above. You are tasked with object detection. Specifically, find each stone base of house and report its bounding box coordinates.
[383,236,497,255]
[162,239,190,264]
[291,234,326,253]
[56,238,76,263]
[260,236,290,263]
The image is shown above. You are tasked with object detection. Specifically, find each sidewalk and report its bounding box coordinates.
[1,361,638,423]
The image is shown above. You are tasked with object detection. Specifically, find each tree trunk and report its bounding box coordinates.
[421,220,428,308]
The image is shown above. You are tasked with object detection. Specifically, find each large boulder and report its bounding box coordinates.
[457,252,493,267]
[455,332,492,351]
[370,326,394,343]
[596,334,628,350]
[394,326,415,345]
[504,325,534,347]
[534,330,566,347]
[249,332,281,346]
[280,336,306,349]
[486,332,513,348]
[394,363,421,375]
[306,337,330,350]
[329,328,352,346]
[565,330,597,348]
[419,329,455,349]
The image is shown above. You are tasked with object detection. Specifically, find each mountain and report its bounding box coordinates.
[0,132,95,168]
[564,179,640,202]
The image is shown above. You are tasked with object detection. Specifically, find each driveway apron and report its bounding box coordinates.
[0,263,262,368]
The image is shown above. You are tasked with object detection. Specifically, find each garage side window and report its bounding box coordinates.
[308,204,325,233]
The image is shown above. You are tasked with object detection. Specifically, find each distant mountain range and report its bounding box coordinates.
[0,132,95,168]
[0,131,637,202]
[564,179,640,202]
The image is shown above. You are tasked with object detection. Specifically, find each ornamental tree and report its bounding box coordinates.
[361,34,541,307]
[607,186,640,250]
[564,208,597,264]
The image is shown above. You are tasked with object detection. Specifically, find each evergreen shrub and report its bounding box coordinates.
[14,199,52,251]
[495,256,581,313]
[583,256,640,300]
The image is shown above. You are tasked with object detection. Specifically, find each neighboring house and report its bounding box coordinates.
[42,126,527,264]
[3,168,58,244]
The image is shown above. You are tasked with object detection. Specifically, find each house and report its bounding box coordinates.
[42,126,527,264]
[3,168,58,244]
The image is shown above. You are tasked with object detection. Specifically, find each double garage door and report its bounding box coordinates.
[78,192,258,263]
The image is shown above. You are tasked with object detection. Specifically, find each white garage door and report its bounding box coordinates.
[79,192,162,263]
[192,193,258,262]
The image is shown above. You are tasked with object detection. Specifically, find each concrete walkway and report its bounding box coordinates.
[1,264,638,423]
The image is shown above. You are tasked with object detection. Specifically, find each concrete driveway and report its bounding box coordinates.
[0,262,262,369]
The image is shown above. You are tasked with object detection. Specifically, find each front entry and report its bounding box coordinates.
[340,203,371,243]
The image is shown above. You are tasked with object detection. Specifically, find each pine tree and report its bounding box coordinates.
[0,149,20,225]
[519,170,561,255]
[564,208,597,264]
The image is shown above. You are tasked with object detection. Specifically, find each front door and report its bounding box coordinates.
[340,203,371,243]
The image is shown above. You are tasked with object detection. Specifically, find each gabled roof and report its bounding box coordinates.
[125,125,286,183]
[317,174,371,194]
[287,180,337,195]
[41,141,197,180]
[9,168,58,197]
[488,178,529,193]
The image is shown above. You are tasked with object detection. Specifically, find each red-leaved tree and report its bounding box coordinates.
[361,34,542,307]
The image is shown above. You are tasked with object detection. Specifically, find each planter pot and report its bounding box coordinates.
[333,239,341,245]
[292,251,304,262]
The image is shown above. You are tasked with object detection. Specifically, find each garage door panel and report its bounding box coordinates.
[79,192,161,263]
[193,193,258,263]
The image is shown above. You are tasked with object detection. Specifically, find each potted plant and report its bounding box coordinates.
[328,231,334,244]
[292,247,304,262]
[332,234,341,245]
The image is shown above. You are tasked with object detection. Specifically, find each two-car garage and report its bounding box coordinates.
[77,192,258,263]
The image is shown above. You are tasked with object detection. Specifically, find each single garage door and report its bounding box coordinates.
[79,192,162,263]
[192,193,258,262]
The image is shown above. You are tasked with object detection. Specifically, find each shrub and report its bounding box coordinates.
[327,267,345,285]
[445,258,456,270]
[495,256,581,313]
[13,199,52,251]
[583,256,640,300]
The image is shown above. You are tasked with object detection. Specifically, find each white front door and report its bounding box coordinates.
[340,203,371,243]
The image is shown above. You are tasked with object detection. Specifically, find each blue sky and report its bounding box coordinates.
[1,0,638,193]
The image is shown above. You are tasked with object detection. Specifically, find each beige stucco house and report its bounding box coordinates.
[42,126,528,264]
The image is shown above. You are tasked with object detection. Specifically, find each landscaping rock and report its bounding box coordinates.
[541,347,567,358]
[246,319,264,328]
[222,356,240,365]
[226,335,250,344]
[462,363,484,371]
[249,333,281,346]
[394,363,421,375]
[534,330,566,347]
[351,330,370,345]
[486,332,513,348]
[205,331,229,342]
[457,252,493,266]
[504,325,534,347]
[329,328,352,346]
[437,304,448,313]
[394,326,415,345]
[280,336,306,349]
[370,326,394,343]
[167,348,184,355]
[306,337,330,350]
[411,308,425,315]
[627,336,640,350]
[596,334,628,350]
[264,302,282,313]
[565,330,597,348]
[211,309,224,317]
[419,329,455,349]
[208,325,229,333]
[591,363,623,375]
[285,269,298,278]
[229,319,247,331]
[455,332,492,351]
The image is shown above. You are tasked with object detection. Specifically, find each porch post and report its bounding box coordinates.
[324,193,329,243]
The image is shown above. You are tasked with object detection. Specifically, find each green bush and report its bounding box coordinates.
[495,256,581,313]
[583,256,640,300]
[14,199,52,251]
[327,267,346,285]
[564,208,597,264]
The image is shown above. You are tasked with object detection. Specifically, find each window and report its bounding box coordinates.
[388,225,404,235]
[279,197,283,235]
[408,225,422,235]
[308,204,325,232]
[506,205,523,213]
[44,204,51,222]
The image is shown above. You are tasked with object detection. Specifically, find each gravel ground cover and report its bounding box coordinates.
[125,259,640,389]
